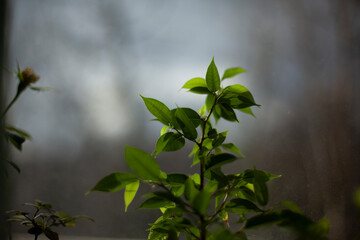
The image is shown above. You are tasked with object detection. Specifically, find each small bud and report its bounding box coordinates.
[21,67,40,85]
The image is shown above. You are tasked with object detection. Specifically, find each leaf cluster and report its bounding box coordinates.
[7,200,94,240]
[1,63,52,174]
[89,58,328,240]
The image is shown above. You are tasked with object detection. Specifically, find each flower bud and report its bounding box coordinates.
[21,67,40,85]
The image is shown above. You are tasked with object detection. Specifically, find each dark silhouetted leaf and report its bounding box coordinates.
[138,196,173,209]
[205,153,237,171]
[226,198,262,214]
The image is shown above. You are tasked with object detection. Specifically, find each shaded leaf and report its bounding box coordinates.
[193,190,211,215]
[226,198,262,214]
[138,196,173,209]
[167,174,188,185]
[155,132,185,155]
[174,108,198,140]
[205,153,237,171]
[254,170,269,206]
[184,178,198,201]
[278,201,303,214]
[188,87,212,95]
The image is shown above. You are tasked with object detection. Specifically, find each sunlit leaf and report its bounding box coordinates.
[182,77,207,89]
[206,57,220,92]
[140,95,172,125]
[5,125,31,139]
[125,146,165,182]
[221,143,244,157]
[239,107,255,117]
[125,180,140,212]
[222,67,246,81]
[87,172,138,194]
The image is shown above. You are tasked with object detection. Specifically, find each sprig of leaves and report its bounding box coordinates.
[89,58,328,240]
[7,200,94,240]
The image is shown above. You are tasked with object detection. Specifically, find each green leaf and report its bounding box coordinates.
[278,201,303,214]
[254,170,269,206]
[5,125,31,139]
[125,146,165,182]
[171,108,201,129]
[125,180,140,212]
[87,172,138,194]
[167,174,188,186]
[205,153,237,171]
[187,87,212,95]
[193,190,211,215]
[6,132,25,150]
[182,77,207,89]
[160,126,168,135]
[174,108,198,140]
[138,196,173,209]
[7,160,21,173]
[221,85,259,109]
[206,57,221,92]
[219,103,239,122]
[141,95,172,125]
[205,94,216,113]
[239,107,255,117]
[44,228,59,240]
[184,178,199,201]
[30,86,55,92]
[155,132,185,155]
[222,67,246,81]
[212,131,228,148]
[226,198,262,214]
[221,143,244,157]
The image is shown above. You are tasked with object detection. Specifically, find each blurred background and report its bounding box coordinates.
[1,0,359,239]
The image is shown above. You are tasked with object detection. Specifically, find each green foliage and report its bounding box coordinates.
[6,200,94,240]
[2,63,51,173]
[89,58,328,239]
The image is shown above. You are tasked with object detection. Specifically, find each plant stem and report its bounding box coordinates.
[197,95,218,240]
[1,92,20,119]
